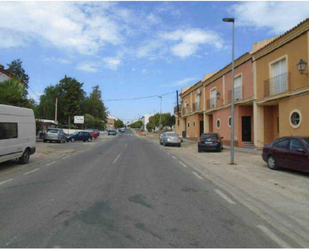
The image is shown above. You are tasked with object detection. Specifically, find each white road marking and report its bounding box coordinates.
[46,161,56,166]
[0,179,13,185]
[24,168,40,175]
[62,155,70,160]
[179,162,188,168]
[113,153,121,164]
[167,152,170,155]
[5,236,17,246]
[257,225,291,248]
[125,143,127,147]
[192,172,203,180]
[172,156,177,160]
[215,189,236,204]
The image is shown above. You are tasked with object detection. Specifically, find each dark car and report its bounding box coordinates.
[68,131,93,142]
[108,129,117,136]
[43,128,67,143]
[198,133,223,152]
[262,136,309,173]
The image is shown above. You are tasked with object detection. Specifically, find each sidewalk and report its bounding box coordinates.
[140,132,309,247]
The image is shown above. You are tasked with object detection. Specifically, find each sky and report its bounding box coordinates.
[0,1,308,122]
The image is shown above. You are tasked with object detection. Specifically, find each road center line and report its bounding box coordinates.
[125,143,127,147]
[192,172,203,180]
[215,189,236,204]
[62,155,70,160]
[179,161,188,168]
[113,153,121,164]
[24,168,40,175]
[0,179,13,185]
[172,155,177,160]
[46,161,56,166]
[257,225,291,248]
[167,152,170,155]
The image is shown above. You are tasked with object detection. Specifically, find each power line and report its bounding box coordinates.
[102,91,175,102]
[28,85,41,100]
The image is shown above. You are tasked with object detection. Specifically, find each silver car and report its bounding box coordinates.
[43,128,67,143]
[159,132,182,147]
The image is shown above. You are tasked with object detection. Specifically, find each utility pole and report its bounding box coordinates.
[176,90,180,117]
[55,97,58,122]
[158,96,162,139]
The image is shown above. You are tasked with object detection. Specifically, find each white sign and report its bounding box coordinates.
[74,116,84,124]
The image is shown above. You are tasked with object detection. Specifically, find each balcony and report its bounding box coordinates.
[227,86,244,104]
[174,106,181,115]
[192,102,201,112]
[182,107,189,115]
[264,72,290,97]
[206,98,223,110]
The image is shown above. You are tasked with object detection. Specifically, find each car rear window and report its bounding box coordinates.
[167,133,179,137]
[47,129,57,134]
[201,134,218,139]
[302,138,309,148]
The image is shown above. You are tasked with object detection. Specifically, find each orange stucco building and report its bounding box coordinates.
[175,18,309,149]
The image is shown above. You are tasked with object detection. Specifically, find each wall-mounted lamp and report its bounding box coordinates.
[216,91,221,99]
[297,59,308,76]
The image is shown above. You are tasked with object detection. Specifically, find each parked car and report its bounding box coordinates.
[0,104,36,164]
[44,128,67,143]
[160,132,182,147]
[198,133,223,152]
[108,129,117,136]
[89,132,98,139]
[68,132,93,142]
[262,136,309,173]
[119,127,125,132]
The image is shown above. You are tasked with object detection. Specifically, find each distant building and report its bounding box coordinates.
[107,114,119,129]
[0,65,25,84]
[141,113,155,131]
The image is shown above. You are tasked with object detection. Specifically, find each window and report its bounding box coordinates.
[193,121,196,128]
[290,139,305,152]
[195,94,200,109]
[211,89,216,108]
[289,110,301,128]
[271,58,287,95]
[177,120,180,126]
[187,122,190,128]
[234,75,242,100]
[273,139,289,149]
[302,138,309,149]
[0,123,18,140]
[216,119,221,129]
[228,117,232,127]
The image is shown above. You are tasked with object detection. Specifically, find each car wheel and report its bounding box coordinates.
[217,147,222,152]
[43,139,47,143]
[71,138,75,142]
[178,144,181,147]
[267,155,279,170]
[19,149,30,164]
[61,137,66,143]
[163,141,166,146]
[198,147,202,153]
[87,137,92,142]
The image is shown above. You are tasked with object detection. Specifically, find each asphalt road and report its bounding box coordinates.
[0,129,291,247]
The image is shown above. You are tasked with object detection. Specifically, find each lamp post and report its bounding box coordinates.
[223,17,235,165]
[297,59,308,75]
[158,96,162,139]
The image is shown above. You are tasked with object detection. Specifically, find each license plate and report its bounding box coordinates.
[205,142,212,144]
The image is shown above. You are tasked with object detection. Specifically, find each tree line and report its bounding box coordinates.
[0,59,108,130]
[146,113,175,132]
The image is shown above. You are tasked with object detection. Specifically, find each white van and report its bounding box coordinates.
[0,104,36,164]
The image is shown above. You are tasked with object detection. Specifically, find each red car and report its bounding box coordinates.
[262,136,309,173]
[90,132,98,139]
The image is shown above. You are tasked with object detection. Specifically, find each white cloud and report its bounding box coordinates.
[103,57,121,70]
[0,2,125,54]
[146,13,161,24]
[162,77,198,87]
[44,57,71,64]
[161,29,223,58]
[136,40,163,58]
[76,62,98,72]
[230,2,309,35]
[155,2,181,17]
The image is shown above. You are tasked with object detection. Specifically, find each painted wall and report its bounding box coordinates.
[0,72,10,83]
[255,33,308,100]
[279,93,309,137]
[205,77,223,108]
[175,116,186,136]
[264,106,279,144]
[185,113,203,139]
[225,59,254,101]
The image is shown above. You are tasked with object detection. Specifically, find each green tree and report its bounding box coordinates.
[84,114,95,128]
[114,119,124,128]
[6,59,29,96]
[94,117,104,130]
[59,76,85,126]
[130,120,143,129]
[0,78,27,106]
[84,85,108,122]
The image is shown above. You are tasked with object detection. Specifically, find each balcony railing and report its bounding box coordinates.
[264,72,290,97]
[227,86,244,104]
[192,102,201,112]
[182,107,189,115]
[206,98,223,110]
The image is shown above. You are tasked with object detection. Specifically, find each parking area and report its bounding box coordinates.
[0,132,114,178]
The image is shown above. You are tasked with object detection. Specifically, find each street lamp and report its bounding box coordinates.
[158,96,162,139]
[223,17,236,165]
[297,59,308,75]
